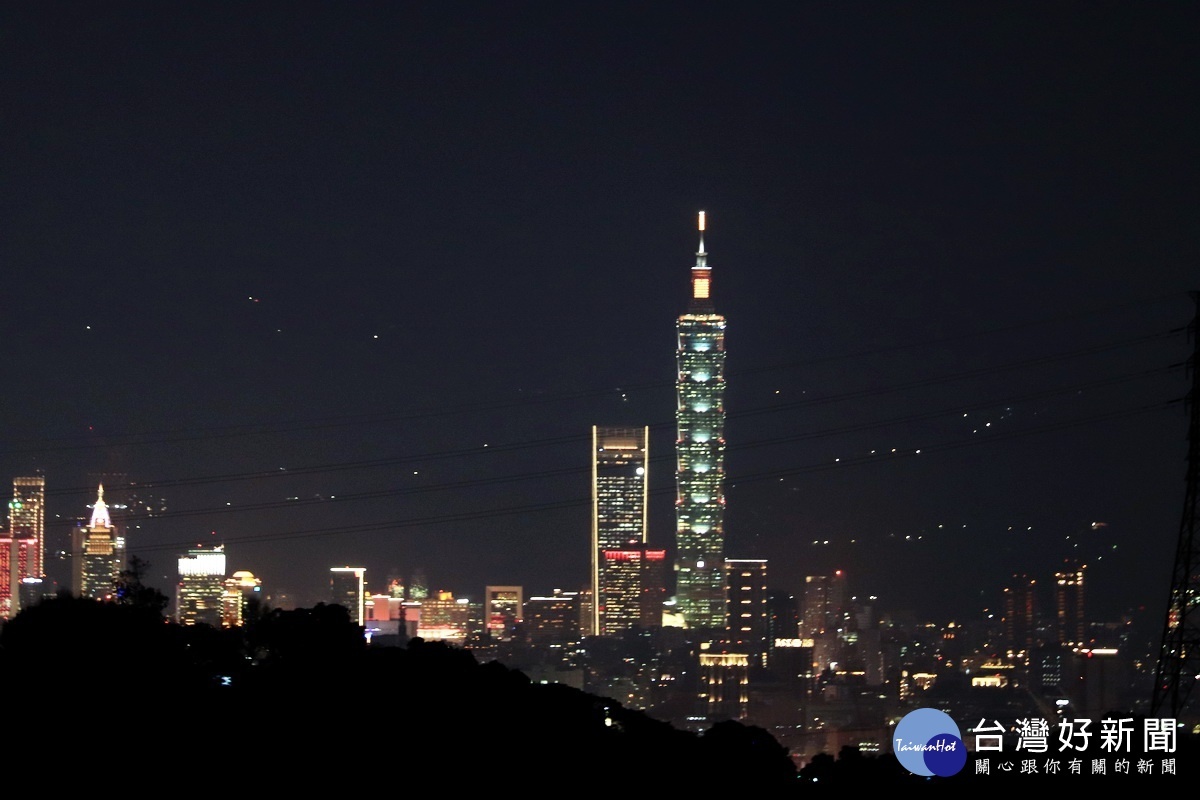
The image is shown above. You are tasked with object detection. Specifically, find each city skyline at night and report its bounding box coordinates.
[1,2,1195,634]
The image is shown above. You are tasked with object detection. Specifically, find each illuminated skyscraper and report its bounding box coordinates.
[1003,573,1038,665]
[485,585,523,641]
[2,474,46,618]
[591,425,650,636]
[72,485,126,601]
[221,570,263,628]
[674,211,727,630]
[330,566,366,626]
[724,558,769,667]
[0,531,37,619]
[417,590,472,645]
[177,544,227,626]
[802,571,847,672]
[1055,562,1086,647]
[801,572,846,638]
[525,589,583,649]
[599,547,667,634]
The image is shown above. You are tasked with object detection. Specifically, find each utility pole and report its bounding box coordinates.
[1151,291,1200,724]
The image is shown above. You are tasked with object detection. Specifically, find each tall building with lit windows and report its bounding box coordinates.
[1003,573,1038,665]
[177,544,227,626]
[11,475,46,579]
[724,558,769,668]
[485,585,523,642]
[72,484,126,601]
[674,211,727,631]
[1054,562,1086,647]
[591,425,650,636]
[2,474,46,618]
[330,566,366,627]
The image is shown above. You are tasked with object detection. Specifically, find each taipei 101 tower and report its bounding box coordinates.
[673,211,727,631]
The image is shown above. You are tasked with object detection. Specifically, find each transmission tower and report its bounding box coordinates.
[1151,291,1200,725]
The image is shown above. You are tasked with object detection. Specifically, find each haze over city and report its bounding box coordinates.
[2,1,1196,632]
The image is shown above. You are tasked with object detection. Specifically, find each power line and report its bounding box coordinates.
[2,312,1182,458]
[126,398,1177,555]
[37,334,1182,498]
[57,363,1179,528]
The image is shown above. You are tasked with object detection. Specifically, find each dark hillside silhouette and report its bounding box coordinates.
[0,597,799,792]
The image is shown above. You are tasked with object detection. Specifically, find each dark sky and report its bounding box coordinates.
[2,1,1196,627]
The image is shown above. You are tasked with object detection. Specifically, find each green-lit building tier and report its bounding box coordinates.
[674,211,727,631]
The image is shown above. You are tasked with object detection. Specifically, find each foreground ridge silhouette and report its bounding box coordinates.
[0,596,797,791]
[5,595,1194,792]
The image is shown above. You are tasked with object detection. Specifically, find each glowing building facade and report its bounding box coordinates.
[72,485,126,601]
[177,544,227,626]
[525,589,583,649]
[699,652,749,722]
[330,566,366,626]
[485,585,523,641]
[724,558,769,668]
[11,476,45,580]
[417,590,472,645]
[2,475,46,618]
[1055,562,1086,647]
[599,547,668,634]
[591,426,650,636]
[220,570,262,627]
[674,211,727,630]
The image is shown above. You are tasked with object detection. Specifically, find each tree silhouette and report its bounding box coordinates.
[113,554,170,615]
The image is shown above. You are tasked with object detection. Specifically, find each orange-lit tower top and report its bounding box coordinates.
[689,210,714,312]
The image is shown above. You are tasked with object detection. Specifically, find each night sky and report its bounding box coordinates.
[2,2,1196,628]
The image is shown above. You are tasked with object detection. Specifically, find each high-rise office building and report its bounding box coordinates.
[599,546,668,634]
[802,572,847,672]
[766,589,801,665]
[417,590,472,645]
[801,572,846,638]
[220,570,263,627]
[591,425,650,636]
[673,211,727,631]
[72,485,126,601]
[485,585,523,642]
[0,531,37,619]
[11,475,45,579]
[2,474,46,618]
[177,544,227,626]
[724,558,769,668]
[525,589,583,649]
[10,474,45,577]
[330,566,366,626]
[1003,573,1038,665]
[1055,561,1086,647]
[699,653,749,723]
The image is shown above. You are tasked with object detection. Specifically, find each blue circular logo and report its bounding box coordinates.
[893,708,967,777]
